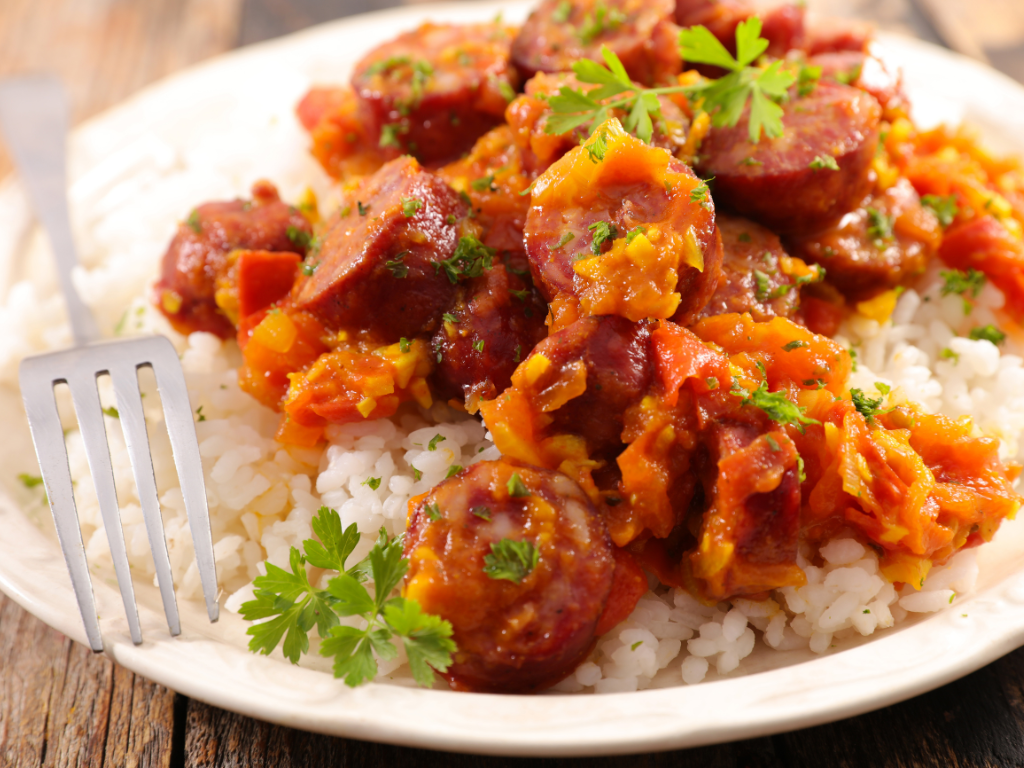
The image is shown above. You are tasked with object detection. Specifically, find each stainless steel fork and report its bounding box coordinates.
[0,75,219,652]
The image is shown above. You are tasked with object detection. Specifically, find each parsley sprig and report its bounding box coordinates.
[679,17,796,143]
[240,507,455,688]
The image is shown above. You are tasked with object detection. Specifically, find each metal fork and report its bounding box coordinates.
[0,75,219,652]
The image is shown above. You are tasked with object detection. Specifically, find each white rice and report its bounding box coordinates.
[2,63,1020,692]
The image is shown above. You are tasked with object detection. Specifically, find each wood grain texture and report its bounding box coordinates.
[0,592,175,768]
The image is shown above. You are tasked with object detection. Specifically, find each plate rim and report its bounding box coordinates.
[2,2,1024,756]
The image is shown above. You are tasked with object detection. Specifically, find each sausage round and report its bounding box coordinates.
[351,22,519,165]
[290,156,470,340]
[296,86,392,180]
[698,214,802,321]
[510,0,680,87]
[506,71,689,174]
[404,458,614,693]
[525,315,653,456]
[696,81,881,235]
[676,0,805,60]
[785,177,940,301]
[153,180,311,339]
[430,263,548,407]
[525,119,719,323]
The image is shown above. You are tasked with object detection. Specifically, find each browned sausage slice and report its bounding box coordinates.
[430,263,548,408]
[811,50,905,111]
[676,0,805,60]
[154,180,311,339]
[351,22,519,165]
[698,214,805,321]
[511,0,680,87]
[525,118,719,323]
[785,177,940,301]
[523,315,653,457]
[506,71,689,174]
[404,458,614,693]
[290,156,472,340]
[696,81,881,235]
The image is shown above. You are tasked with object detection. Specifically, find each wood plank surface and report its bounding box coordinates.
[1,0,1024,766]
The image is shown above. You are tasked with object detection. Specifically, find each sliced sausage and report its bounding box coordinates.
[785,177,940,301]
[525,118,719,323]
[506,71,689,174]
[696,81,881,235]
[698,214,803,321]
[430,263,548,407]
[351,22,519,165]
[524,315,653,457]
[811,50,905,112]
[511,0,681,87]
[806,17,873,55]
[436,125,533,258]
[404,458,614,693]
[676,0,805,60]
[153,180,311,339]
[290,156,471,340]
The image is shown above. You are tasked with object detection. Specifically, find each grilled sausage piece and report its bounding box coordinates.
[154,180,310,339]
[511,0,681,87]
[506,71,689,174]
[696,81,881,235]
[525,120,719,323]
[290,156,471,340]
[698,215,802,322]
[404,458,614,693]
[785,178,940,301]
[676,0,805,60]
[430,263,548,407]
[526,315,653,456]
[351,22,519,165]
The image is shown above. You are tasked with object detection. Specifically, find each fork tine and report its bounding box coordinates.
[19,361,104,652]
[111,362,180,637]
[67,370,143,645]
[147,337,219,623]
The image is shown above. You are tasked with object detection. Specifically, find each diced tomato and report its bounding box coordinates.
[939,216,1024,321]
[295,86,346,132]
[236,250,301,320]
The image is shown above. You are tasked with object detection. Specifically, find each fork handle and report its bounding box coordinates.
[0,76,100,346]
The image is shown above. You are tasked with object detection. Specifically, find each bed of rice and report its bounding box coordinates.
[1,64,1021,693]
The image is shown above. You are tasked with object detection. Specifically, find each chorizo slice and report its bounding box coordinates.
[785,178,940,301]
[523,315,653,457]
[676,0,805,61]
[404,458,614,693]
[290,156,472,340]
[525,118,719,323]
[153,180,311,339]
[296,86,392,180]
[505,71,689,174]
[511,0,681,87]
[698,214,806,322]
[430,263,548,408]
[351,22,519,165]
[696,81,881,235]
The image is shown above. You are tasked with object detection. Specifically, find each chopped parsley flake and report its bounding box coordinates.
[553,0,573,22]
[471,174,498,192]
[301,261,320,276]
[435,236,495,283]
[630,640,644,651]
[379,122,407,149]
[554,231,575,249]
[412,467,423,481]
[765,434,780,452]
[578,0,626,45]
[866,207,895,244]
[969,324,1006,345]
[399,337,411,353]
[483,539,539,584]
[18,473,43,489]
[472,506,492,520]
[401,197,423,217]
[286,225,311,250]
[442,313,459,323]
[196,405,206,422]
[782,340,806,352]
[358,201,370,216]
[507,472,530,498]
[850,387,887,424]
[473,339,485,353]
[797,64,821,96]
[102,406,119,419]
[732,377,819,433]
[445,465,463,479]
[809,155,839,171]
[690,182,712,209]
[940,347,960,364]
[940,268,985,299]
[626,226,647,244]
[362,477,382,491]
[586,130,609,163]
[588,221,618,255]
[514,344,522,363]
[424,502,442,521]
[385,252,409,278]
[922,194,959,228]
[186,209,202,234]
[875,382,891,395]
[427,434,446,451]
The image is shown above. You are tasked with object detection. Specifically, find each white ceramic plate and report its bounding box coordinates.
[3,2,1024,756]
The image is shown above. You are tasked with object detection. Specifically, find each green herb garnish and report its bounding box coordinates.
[588,221,618,255]
[483,538,539,584]
[435,236,495,284]
[401,197,423,217]
[922,194,959,228]
[969,324,1006,345]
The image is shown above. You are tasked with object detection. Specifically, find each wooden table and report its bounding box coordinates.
[2,0,1024,765]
